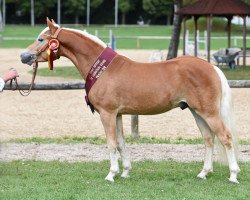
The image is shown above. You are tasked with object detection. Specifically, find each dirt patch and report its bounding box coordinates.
[1,143,250,162]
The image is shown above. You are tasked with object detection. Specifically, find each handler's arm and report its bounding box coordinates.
[0,78,5,92]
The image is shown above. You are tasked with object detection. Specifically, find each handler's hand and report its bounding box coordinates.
[3,69,19,83]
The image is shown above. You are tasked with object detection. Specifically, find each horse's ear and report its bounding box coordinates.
[51,19,56,24]
[47,17,57,33]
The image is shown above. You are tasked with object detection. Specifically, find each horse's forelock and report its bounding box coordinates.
[37,27,49,40]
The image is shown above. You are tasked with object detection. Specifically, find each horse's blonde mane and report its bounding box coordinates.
[63,28,107,47]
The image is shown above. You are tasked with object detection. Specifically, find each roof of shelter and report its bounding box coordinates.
[177,0,250,16]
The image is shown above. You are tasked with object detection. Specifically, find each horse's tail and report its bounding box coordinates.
[213,66,238,163]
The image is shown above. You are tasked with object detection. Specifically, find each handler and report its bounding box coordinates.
[0,69,19,92]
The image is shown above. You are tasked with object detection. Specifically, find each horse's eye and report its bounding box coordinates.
[38,38,44,42]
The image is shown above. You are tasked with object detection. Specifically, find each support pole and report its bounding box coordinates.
[183,17,186,55]
[243,16,247,67]
[0,0,2,32]
[87,0,90,26]
[227,16,232,48]
[115,0,118,27]
[3,0,5,27]
[57,0,61,25]
[206,15,212,62]
[31,0,34,26]
[194,16,198,57]
[131,115,139,139]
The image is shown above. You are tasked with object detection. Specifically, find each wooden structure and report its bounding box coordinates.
[177,0,250,65]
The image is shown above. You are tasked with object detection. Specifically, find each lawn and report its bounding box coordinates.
[0,161,249,200]
[0,24,249,49]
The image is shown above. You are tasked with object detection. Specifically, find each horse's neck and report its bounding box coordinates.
[59,30,105,79]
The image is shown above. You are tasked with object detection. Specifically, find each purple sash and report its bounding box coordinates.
[85,47,117,113]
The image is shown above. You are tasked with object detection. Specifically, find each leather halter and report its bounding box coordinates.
[14,27,62,96]
[36,27,62,56]
[36,27,62,70]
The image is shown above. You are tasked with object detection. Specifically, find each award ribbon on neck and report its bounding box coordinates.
[47,39,60,70]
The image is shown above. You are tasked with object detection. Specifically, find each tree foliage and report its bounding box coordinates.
[119,0,135,13]
[17,0,56,18]
[90,0,104,8]
[62,0,86,19]
[118,0,136,24]
[143,0,173,17]
[243,0,250,5]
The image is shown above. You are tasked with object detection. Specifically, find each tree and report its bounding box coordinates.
[118,0,135,24]
[62,0,85,24]
[143,0,173,25]
[167,0,197,60]
[63,0,103,24]
[91,0,104,8]
[243,0,250,4]
[167,0,182,60]
[19,0,56,19]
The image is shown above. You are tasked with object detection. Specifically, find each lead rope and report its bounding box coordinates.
[10,62,38,96]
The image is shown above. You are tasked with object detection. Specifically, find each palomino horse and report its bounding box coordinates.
[20,18,240,183]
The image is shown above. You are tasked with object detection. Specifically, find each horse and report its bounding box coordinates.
[20,18,240,183]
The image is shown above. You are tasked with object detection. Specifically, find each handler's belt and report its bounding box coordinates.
[85,47,117,113]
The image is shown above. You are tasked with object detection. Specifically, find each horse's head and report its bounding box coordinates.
[20,18,61,69]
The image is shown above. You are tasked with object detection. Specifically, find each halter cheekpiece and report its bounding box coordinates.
[85,47,117,113]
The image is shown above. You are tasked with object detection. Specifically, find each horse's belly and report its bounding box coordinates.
[118,94,177,115]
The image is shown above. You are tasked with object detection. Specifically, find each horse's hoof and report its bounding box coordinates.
[228,178,239,184]
[197,170,207,180]
[105,176,114,182]
[121,172,130,178]
[197,173,207,180]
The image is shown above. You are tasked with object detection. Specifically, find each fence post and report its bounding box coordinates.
[131,115,139,139]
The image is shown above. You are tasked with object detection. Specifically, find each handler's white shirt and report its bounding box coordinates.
[0,78,5,92]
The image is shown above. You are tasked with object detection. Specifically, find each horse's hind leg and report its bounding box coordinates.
[116,115,132,178]
[202,115,240,183]
[191,110,215,179]
[99,111,119,182]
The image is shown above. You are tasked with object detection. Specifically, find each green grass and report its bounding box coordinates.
[0,161,249,200]
[7,136,204,145]
[34,65,250,80]
[36,66,83,80]
[6,136,250,145]
[220,67,250,80]
[0,24,249,49]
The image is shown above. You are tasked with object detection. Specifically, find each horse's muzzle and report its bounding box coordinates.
[20,52,36,66]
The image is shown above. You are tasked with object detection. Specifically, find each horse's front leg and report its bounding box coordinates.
[116,115,132,178]
[100,111,119,182]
